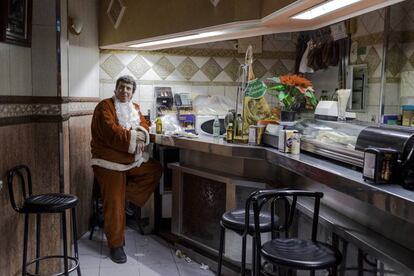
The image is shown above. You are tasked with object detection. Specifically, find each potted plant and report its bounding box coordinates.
[267,74,318,121]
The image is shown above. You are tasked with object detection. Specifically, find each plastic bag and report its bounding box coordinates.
[193,95,236,116]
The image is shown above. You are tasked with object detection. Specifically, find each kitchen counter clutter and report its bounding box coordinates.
[153,133,414,275]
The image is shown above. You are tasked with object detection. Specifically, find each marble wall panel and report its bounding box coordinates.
[0,122,60,275]
[69,116,94,235]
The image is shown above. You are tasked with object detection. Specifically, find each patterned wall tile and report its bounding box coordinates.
[100,55,124,78]
[223,58,241,81]
[127,55,150,79]
[364,46,381,77]
[252,60,267,79]
[269,59,289,75]
[201,58,222,81]
[387,44,407,76]
[177,57,199,80]
[152,57,175,80]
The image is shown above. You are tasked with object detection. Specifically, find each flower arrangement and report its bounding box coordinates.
[267,74,318,111]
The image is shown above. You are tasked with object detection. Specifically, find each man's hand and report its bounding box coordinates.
[136,131,146,143]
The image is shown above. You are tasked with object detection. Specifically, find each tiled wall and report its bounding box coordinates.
[99,35,297,117]
[350,8,385,122]
[384,1,414,115]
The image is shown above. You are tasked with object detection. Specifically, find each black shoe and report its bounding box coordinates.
[110,247,127,264]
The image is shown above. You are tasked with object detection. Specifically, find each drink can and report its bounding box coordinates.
[291,131,301,154]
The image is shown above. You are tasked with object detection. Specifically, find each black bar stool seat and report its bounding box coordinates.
[261,238,341,270]
[221,209,277,233]
[24,193,79,213]
[8,165,81,276]
[217,190,281,276]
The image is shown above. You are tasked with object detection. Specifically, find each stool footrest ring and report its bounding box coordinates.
[25,255,79,276]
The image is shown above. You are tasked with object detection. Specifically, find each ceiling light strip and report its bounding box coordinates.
[292,0,361,20]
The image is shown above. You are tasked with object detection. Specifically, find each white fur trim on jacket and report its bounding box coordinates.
[91,156,148,171]
[128,129,138,154]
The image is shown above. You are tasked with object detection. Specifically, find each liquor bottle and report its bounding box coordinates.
[213,115,220,138]
[226,122,234,143]
[155,117,163,134]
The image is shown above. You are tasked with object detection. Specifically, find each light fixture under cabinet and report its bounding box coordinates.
[291,0,361,20]
[128,31,225,49]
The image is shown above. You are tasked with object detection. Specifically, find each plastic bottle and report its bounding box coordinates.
[213,115,220,138]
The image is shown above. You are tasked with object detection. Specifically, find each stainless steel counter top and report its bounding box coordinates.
[154,134,414,206]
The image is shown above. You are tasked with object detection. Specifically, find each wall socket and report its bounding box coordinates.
[0,180,3,190]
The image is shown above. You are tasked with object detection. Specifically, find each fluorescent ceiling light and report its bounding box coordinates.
[128,31,224,48]
[292,0,361,20]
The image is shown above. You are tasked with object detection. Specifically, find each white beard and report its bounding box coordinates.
[112,96,141,130]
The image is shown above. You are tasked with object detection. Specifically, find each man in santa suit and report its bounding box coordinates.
[91,75,162,263]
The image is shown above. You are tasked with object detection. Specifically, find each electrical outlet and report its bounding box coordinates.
[0,180,3,190]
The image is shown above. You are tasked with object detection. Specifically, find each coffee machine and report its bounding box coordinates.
[155,87,174,115]
[356,125,414,189]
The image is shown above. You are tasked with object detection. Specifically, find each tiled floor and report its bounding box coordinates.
[78,227,215,276]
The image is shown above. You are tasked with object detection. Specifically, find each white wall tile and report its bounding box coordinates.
[190,56,209,68]
[173,85,192,95]
[100,68,112,80]
[384,83,400,106]
[208,86,225,97]
[166,55,186,67]
[225,86,238,102]
[141,69,162,81]
[116,53,137,66]
[136,100,155,116]
[102,83,115,99]
[190,71,209,82]
[165,69,186,81]
[214,71,232,82]
[213,57,231,69]
[139,85,155,100]
[10,46,32,96]
[0,43,10,95]
[367,83,381,106]
[32,25,57,96]
[140,54,161,67]
[191,86,209,98]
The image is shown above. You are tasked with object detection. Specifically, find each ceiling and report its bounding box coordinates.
[105,0,406,50]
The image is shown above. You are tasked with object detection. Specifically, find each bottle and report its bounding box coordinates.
[235,114,243,137]
[155,116,163,134]
[213,115,220,138]
[226,122,234,143]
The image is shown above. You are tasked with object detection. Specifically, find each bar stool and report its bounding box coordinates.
[251,190,342,276]
[216,190,282,276]
[8,165,81,276]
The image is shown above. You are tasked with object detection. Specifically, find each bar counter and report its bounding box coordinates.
[153,134,414,275]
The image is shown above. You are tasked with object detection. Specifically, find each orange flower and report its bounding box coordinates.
[280,74,312,88]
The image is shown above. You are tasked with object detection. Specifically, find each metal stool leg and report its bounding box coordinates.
[62,212,69,276]
[72,208,81,276]
[252,237,257,276]
[216,225,225,276]
[357,249,364,276]
[22,214,29,276]
[241,235,247,276]
[35,214,41,274]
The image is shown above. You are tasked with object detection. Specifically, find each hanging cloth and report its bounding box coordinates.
[299,41,314,73]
